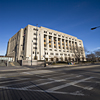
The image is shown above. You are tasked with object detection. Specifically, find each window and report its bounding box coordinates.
[34,33,36,35]
[37,52,39,54]
[50,53,53,55]
[49,32,52,35]
[44,44,46,47]
[60,53,63,55]
[54,33,56,36]
[34,38,37,40]
[33,47,37,49]
[33,43,37,45]
[58,35,60,37]
[44,31,47,33]
[33,28,38,31]
[33,51,34,54]
[49,49,52,51]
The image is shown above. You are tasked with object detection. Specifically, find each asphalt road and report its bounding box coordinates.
[0,64,100,100]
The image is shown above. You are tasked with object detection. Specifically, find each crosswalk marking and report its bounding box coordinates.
[36,73,68,78]
[73,84,93,90]
[0,72,96,96]
[23,79,66,89]
[0,86,84,96]
[47,74,76,79]
[0,78,30,84]
[46,77,93,91]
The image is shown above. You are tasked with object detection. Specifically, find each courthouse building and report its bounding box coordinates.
[6,24,86,63]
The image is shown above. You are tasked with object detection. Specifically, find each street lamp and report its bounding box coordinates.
[91,26,100,30]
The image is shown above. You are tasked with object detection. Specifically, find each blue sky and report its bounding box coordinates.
[0,0,100,55]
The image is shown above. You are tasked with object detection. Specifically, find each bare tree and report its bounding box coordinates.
[94,49,100,62]
[86,53,96,62]
[73,46,84,63]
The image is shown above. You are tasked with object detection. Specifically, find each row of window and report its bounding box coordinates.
[44,52,74,56]
[44,32,77,41]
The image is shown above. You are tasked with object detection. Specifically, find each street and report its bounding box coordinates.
[0,64,100,100]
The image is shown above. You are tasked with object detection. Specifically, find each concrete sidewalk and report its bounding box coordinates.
[0,62,99,72]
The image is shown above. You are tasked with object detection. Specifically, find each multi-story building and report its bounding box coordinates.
[6,24,86,63]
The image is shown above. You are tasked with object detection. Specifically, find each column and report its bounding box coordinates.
[46,35,49,51]
[60,38,62,52]
[56,35,58,51]
[64,39,66,51]
[67,38,69,51]
[52,36,54,51]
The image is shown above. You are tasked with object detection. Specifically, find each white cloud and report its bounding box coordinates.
[96,47,100,50]
[92,47,100,51]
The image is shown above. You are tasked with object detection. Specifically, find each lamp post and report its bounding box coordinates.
[91,26,100,30]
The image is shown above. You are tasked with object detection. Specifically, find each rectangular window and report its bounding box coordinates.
[33,47,37,49]
[34,38,37,40]
[33,43,37,45]
[49,32,52,35]
[50,53,54,55]
[44,31,47,33]
[60,53,63,55]
[54,33,56,36]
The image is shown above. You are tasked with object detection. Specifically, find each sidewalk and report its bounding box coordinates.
[0,62,100,72]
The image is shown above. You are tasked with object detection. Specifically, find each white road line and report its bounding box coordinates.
[6,78,54,87]
[0,77,6,78]
[0,78,30,84]
[46,77,94,91]
[73,84,93,90]
[23,79,66,89]
[20,75,84,89]
[76,75,83,77]
[21,70,54,75]
[0,86,84,96]
[36,73,67,78]
[49,74,75,79]
[85,81,100,84]
[22,72,32,75]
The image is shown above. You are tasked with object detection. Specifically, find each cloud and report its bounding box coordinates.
[92,47,100,51]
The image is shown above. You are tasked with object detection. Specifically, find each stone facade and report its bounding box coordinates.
[6,24,86,62]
